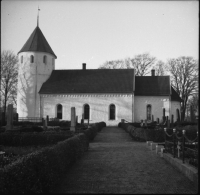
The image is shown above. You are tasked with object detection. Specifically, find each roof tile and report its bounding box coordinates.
[18,26,57,58]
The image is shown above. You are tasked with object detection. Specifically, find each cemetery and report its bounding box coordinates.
[0,101,198,193]
[119,110,198,186]
[0,104,106,193]
[0,14,198,193]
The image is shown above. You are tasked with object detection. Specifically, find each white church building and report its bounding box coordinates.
[17,24,182,126]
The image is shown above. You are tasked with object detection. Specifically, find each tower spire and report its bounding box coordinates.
[37,6,40,27]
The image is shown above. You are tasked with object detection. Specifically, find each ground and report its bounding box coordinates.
[52,126,197,194]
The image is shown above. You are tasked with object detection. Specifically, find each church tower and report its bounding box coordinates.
[17,18,57,117]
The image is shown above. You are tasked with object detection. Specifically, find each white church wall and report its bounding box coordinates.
[134,96,170,122]
[171,101,181,121]
[40,93,133,126]
[17,52,56,117]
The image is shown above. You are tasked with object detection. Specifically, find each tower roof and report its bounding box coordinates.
[18,26,57,58]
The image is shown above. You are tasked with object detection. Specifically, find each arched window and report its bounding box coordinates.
[57,104,62,119]
[21,56,23,63]
[109,104,116,120]
[43,55,47,64]
[30,55,34,63]
[84,104,90,120]
[147,104,152,120]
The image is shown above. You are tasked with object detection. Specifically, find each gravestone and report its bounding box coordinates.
[157,118,159,124]
[167,117,170,128]
[171,115,174,127]
[46,115,49,123]
[6,104,13,131]
[70,107,76,131]
[152,115,154,122]
[177,109,180,122]
[42,118,47,130]
[81,113,84,125]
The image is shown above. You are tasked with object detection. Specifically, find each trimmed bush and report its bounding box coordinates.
[174,121,197,127]
[119,123,165,142]
[0,121,106,193]
[83,121,106,141]
[0,133,89,193]
[0,132,73,146]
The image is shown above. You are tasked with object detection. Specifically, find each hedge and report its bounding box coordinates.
[0,134,88,193]
[0,121,106,193]
[119,122,198,143]
[0,132,73,147]
[118,122,165,142]
[13,120,72,127]
[83,122,106,141]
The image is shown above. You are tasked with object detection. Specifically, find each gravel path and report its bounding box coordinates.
[53,127,197,194]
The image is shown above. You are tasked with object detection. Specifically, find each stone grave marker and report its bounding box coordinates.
[6,104,13,131]
[70,107,76,131]
[152,115,154,122]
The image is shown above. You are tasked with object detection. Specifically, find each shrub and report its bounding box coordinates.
[83,121,106,141]
[174,121,197,127]
[0,121,106,193]
[119,123,165,142]
[0,133,89,193]
[0,132,73,147]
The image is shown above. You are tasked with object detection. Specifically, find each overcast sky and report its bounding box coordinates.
[1,0,199,70]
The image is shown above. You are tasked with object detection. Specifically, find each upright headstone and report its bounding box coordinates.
[45,116,48,128]
[6,104,13,131]
[15,113,19,122]
[157,118,159,124]
[43,118,47,130]
[162,108,166,123]
[171,115,174,127]
[46,115,49,123]
[81,113,84,125]
[177,109,180,122]
[76,116,78,125]
[152,115,154,122]
[70,107,76,131]
[167,119,170,128]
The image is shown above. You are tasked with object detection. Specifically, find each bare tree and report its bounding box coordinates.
[0,50,18,115]
[130,53,156,76]
[154,60,166,76]
[166,56,198,121]
[99,53,156,76]
[99,59,125,69]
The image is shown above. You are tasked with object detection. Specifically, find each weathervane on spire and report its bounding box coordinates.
[37,6,40,27]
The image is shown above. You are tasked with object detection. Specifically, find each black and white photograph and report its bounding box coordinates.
[1,0,199,193]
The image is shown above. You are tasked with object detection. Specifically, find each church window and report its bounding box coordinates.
[57,104,63,119]
[109,104,116,120]
[147,104,152,120]
[43,55,47,64]
[84,104,90,120]
[21,56,23,63]
[30,55,34,63]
